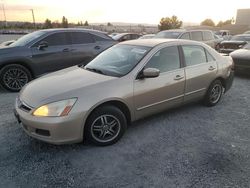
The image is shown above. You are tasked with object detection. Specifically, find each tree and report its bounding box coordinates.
[200,19,215,27]
[44,18,52,28]
[62,16,68,28]
[216,18,234,27]
[84,21,89,26]
[107,22,112,26]
[158,15,182,31]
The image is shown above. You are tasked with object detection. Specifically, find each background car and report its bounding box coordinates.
[15,39,234,146]
[154,29,218,48]
[138,34,155,39]
[219,34,250,54]
[0,40,15,46]
[230,43,250,74]
[244,31,250,34]
[112,33,141,42]
[0,28,116,92]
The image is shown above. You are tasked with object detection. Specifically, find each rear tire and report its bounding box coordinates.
[0,64,32,92]
[85,105,127,146]
[203,79,223,107]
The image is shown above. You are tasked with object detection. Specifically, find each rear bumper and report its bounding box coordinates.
[224,71,234,93]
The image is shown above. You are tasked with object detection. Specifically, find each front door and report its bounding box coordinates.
[31,32,73,76]
[133,45,185,120]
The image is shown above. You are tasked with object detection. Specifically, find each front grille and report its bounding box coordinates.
[20,104,32,112]
[16,97,32,112]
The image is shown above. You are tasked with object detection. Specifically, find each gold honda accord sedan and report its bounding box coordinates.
[14,39,234,146]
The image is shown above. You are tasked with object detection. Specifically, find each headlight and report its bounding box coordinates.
[33,98,77,117]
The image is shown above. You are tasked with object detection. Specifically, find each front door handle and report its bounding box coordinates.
[62,48,70,52]
[94,46,101,50]
[174,75,184,80]
[208,66,216,71]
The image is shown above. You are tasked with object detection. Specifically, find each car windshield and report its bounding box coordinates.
[243,43,250,49]
[231,35,250,42]
[84,44,151,77]
[154,31,182,39]
[10,30,46,47]
[112,34,127,40]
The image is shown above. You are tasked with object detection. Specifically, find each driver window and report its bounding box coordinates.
[33,32,69,47]
[145,46,180,73]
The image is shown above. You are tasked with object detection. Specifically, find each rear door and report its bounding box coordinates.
[181,45,218,103]
[70,31,97,66]
[31,32,73,74]
[134,45,185,119]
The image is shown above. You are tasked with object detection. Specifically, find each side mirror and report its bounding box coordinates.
[37,41,48,50]
[138,68,160,79]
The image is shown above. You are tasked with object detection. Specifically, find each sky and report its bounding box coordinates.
[1,0,250,25]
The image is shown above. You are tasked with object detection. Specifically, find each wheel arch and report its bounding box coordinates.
[0,60,35,78]
[82,99,132,139]
[85,100,132,125]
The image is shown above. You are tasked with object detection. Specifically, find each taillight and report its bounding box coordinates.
[230,58,235,71]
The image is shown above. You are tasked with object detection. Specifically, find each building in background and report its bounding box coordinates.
[236,9,250,26]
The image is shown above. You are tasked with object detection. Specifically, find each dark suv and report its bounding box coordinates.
[0,28,116,91]
[155,29,217,48]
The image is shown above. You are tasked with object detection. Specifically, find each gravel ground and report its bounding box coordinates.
[0,75,250,188]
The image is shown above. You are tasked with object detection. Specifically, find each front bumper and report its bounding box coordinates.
[14,106,85,145]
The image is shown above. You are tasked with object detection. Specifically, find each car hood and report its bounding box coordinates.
[0,45,23,55]
[20,66,116,107]
[230,49,250,59]
[220,40,247,45]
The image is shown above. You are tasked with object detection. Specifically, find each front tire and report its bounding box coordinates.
[204,79,223,107]
[85,105,127,146]
[0,64,32,92]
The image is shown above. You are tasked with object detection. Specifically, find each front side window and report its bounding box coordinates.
[84,44,151,77]
[145,46,180,73]
[191,31,203,41]
[37,32,69,46]
[182,45,207,66]
[71,32,94,44]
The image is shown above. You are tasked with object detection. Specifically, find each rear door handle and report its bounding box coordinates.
[94,46,101,50]
[208,66,216,71]
[174,75,184,80]
[62,48,70,52]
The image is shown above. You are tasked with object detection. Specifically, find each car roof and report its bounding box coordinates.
[120,38,204,47]
[158,29,213,33]
[37,28,107,35]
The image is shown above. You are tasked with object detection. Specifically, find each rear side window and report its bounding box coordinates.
[39,32,70,46]
[203,31,214,41]
[180,32,190,40]
[191,31,203,41]
[182,45,207,66]
[131,34,140,39]
[71,32,94,44]
[92,34,112,41]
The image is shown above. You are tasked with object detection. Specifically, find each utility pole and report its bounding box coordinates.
[30,9,35,28]
[1,3,7,27]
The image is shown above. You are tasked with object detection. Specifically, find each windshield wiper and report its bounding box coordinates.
[84,67,106,75]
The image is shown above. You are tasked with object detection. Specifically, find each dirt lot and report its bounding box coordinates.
[0,75,250,188]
